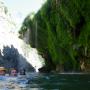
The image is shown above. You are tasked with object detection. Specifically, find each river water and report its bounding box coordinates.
[0,73,90,90]
[28,73,90,90]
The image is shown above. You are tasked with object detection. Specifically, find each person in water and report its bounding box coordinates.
[0,67,6,75]
[19,68,26,75]
[10,68,18,76]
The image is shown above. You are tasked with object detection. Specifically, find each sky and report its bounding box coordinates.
[3,0,46,26]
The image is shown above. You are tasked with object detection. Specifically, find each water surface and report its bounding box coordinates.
[0,73,90,90]
[28,73,90,90]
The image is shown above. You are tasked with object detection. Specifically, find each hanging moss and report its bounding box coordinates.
[19,0,90,72]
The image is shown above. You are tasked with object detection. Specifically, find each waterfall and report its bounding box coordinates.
[0,1,45,72]
[23,29,30,44]
[20,39,45,72]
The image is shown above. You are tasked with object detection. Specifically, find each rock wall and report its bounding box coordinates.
[19,0,90,72]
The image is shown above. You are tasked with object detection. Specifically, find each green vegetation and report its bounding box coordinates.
[19,0,90,72]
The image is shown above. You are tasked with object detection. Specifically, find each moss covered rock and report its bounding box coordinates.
[19,0,90,72]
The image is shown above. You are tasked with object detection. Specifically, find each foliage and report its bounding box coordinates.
[19,0,90,71]
[0,45,19,69]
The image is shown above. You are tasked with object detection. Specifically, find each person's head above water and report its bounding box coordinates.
[10,68,17,76]
[19,68,26,75]
[0,67,6,75]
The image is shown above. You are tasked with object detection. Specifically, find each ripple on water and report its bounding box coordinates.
[0,76,29,90]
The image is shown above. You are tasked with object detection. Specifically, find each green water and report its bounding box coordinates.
[28,73,90,90]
